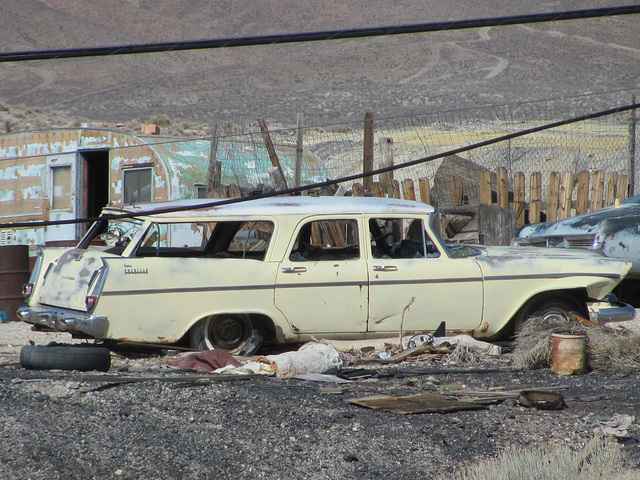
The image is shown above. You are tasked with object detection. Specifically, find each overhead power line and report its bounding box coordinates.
[1,5,639,62]
[2,102,639,230]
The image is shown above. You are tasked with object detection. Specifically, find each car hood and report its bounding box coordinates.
[515,201,640,239]
[38,248,115,311]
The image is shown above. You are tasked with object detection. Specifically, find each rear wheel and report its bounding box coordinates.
[512,292,587,336]
[189,314,264,356]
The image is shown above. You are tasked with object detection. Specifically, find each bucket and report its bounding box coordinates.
[0,245,30,322]
[551,333,587,375]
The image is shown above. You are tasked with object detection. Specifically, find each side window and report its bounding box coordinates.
[369,218,440,259]
[289,219,359,261]
[123,168,152,203]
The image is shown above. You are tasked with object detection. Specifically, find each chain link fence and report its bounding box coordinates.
[212,95,638,215]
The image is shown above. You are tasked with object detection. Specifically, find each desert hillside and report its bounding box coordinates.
[0,0,639,130]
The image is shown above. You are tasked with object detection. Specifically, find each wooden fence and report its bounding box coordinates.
[349,168,629,228]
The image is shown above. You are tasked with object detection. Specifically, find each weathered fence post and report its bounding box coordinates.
[295,113,304,189]
[258,119,288,190]
[479,170,492,205]
[529,172,541,224]
[418,177,431,204]
[591,170,605,211]
[402,179,416,201]
[547,172,560,221]
[379,137,394,194]
[558,172,574,220]
[363,112,374,194]
[629,94,636,196]
[207,124,221,197]
[497,167,508,210]
[513,172,525,227]
[576,171,590,215]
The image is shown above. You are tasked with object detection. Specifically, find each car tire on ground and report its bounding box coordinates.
[189,314,264,356]
[20,345,111,371]
[512,292,587,335]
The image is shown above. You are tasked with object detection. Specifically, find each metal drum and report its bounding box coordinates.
[0,245,30,322]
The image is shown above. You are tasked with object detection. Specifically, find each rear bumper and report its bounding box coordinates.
[17,304,108,339]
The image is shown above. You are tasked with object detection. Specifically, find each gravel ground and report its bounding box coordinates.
[1,322,640,480]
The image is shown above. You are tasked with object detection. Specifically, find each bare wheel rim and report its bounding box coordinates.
[203,315,251,351]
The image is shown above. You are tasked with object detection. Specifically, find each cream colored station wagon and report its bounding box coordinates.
[19,196,635,355]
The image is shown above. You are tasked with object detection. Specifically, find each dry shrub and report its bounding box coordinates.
[513,317,640,373]
[587,328,640,373]
[445,435,637,480]
[512,316,585,369]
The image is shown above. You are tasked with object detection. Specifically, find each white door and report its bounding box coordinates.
[366,216,484,334]
[45,153,78,243]
[274,217,368,335]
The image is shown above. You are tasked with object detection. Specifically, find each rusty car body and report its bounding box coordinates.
[18,196,635,355]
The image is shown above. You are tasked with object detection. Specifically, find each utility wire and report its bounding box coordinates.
[1,6,639,62]
[2,102,639,230]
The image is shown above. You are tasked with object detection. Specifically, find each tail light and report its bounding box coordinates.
[85,295,98,313]
[85,265,106,313]
[23,283,34,300]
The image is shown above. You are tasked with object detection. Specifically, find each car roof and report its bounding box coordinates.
[101,196,435,221]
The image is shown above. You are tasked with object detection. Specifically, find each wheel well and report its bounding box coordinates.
[247,314,277,342]
[498,288,588,339]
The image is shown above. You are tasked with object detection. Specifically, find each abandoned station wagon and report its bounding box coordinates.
[19,196,635,355]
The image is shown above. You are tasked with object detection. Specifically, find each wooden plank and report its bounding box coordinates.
[605,171,618,206]
[346,391,487,414]
[591,170,605,211]
[449,176,462,205]
[402,178,416,201]
[547,172,560,221]
[295,113,304,188]
[379,137,394,194]
[352,182,364,197]
[513,172,525,227]
[618,175,629,201]
[576,171,590,215]
[479,170,492,205]
[497,167,509,210]
[418,177,431,204]
[558,171,574,220]
[372,182,384,197]
[389,179,401,199]
[258,119,288,189]
[206,124,220,196]
[228,184,242,198]
[529,172,542,224]
[363,112,374,193]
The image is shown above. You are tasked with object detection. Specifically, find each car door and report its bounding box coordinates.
[274,216,368,335]
[366,216,484,334]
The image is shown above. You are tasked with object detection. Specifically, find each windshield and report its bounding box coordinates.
[445,243,482,258]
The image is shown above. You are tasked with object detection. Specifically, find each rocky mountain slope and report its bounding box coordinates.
[0,0,639,130]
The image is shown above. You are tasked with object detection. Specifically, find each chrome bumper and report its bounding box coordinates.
[17,304,108,339]
[590,299,637,323]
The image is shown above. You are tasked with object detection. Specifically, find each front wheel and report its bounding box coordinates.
[512,292,587,336]
[189,314,264,356]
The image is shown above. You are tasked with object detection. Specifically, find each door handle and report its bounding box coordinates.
[372,265,398,272]
[281,266,307,273]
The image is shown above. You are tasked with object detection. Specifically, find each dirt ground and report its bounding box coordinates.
[2,321,640,479]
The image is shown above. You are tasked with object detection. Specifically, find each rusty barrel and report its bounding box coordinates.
[551,333,587,375]
[0,245,30,322]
